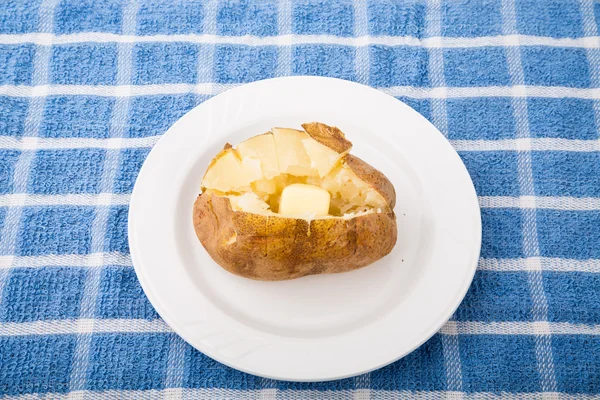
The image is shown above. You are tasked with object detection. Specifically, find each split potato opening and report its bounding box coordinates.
[201,124,390,219]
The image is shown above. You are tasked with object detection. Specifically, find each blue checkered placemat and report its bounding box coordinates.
[1,0,599,397]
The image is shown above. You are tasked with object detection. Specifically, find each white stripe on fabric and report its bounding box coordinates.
[259,389,278,400]
[0,318,171,336]
[2,252,599,273]
[441,321,600,336]
[0,82,235,96]
[195,0,218,94]
[439,317,464,397]
[479,257,600,273]
[580,1,600,84]
[450,138,600,152]
[354,374,371,400]
[165,336,187,395]
[426,0,463,395]
[2,32,600,49]
[579,0,600,156]
[276,0,293,77]
[5,390,600,400]
[0,193,130,207]
[67,2,139,395]
[0,0,59,321]
[2,318,600,338]
[478,196,600,210]
[501,0,557,393]
[4,83,600,99]
[353,0,370,86]
[0,136,596,152]
[0,252,131,269]
[425,2,449,139]
[0,136,160,149]
[381,85,600,99]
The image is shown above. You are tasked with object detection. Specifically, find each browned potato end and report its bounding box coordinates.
[302,122,352,154]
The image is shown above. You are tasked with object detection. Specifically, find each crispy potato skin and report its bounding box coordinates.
[302,122,352,154]
[344,154,396,209]
[193,192,396,281]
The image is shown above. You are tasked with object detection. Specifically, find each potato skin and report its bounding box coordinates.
[344,154,396,209]
[193,192,397,281]
[302,122,352,154]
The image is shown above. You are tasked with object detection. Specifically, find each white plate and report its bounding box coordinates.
[129,76,481,382]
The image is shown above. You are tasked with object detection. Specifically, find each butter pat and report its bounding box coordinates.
[279,183,330,216]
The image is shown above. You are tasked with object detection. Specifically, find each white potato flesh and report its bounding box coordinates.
[201,126,388,217]
[236,133,280,179]
[229,192,270,212]
[302,138,345,178]
[202,149,261,192]
[272,128,318,177]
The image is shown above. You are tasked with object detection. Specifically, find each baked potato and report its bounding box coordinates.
[193,122,397,281]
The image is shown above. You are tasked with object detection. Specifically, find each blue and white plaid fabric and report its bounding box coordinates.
[1,0,599,397]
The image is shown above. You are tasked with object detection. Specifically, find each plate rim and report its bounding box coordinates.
[128,76,482,382]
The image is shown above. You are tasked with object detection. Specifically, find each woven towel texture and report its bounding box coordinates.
[0,0,599,398]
